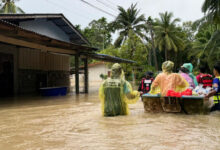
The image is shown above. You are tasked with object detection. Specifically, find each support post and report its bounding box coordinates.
[84,58,88,93]
[75,54,79,94]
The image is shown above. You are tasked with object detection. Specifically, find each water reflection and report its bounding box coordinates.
[0,92,220,150]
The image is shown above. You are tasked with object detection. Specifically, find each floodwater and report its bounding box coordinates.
[0,90,220,150]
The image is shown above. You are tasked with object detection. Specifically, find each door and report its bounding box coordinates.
[0,53,14,97]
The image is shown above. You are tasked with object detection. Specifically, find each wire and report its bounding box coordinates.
[104,0,119,9]
[80,0,116,18]
[45,0,93,21]
[95,0,118,12]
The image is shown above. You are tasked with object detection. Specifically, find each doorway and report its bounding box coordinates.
[0,53,14,97]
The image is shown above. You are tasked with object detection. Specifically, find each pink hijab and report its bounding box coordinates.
[180,72,195,88]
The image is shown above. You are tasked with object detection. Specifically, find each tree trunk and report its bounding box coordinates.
[148,48,152,66]
[149,24,158,70]
[165,48,168,61]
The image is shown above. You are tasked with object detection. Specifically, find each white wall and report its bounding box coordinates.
[19,19,70,42]
[89,64,109,82]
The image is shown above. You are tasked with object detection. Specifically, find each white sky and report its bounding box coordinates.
[17,0,204,28]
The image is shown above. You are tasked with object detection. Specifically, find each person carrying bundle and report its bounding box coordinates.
[99,63,140,117]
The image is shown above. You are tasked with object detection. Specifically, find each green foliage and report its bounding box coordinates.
[110,3,146,47]
[205,30,220,69]
[76,17,112,50]
[202,0,220,25]
[154,12,184,61]
[0,0,24,14]
[100,31,148,81]
[77,1,220,78]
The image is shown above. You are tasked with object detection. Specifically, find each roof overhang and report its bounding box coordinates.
[82,53,136,63]
[0,20,97,55]
[0,13,91,46]
[0,20,135,64]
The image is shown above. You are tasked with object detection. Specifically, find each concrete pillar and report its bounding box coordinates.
[75,54,79,94]
[84,58,88,93]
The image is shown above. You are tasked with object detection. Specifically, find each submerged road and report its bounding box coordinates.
[0,90,220,150]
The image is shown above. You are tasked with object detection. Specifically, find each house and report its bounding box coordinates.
[88,62,110,83]
[0,14,134,97]
[70,62,110,91]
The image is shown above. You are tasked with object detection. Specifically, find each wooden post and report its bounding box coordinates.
[84,58,88,93]
[75,54,79,94]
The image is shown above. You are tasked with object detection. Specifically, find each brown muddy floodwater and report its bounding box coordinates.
[0,91,220,150]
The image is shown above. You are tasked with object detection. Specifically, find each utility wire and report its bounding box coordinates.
[95,0,118,12]
[62,0,95,18]
[104,0,119,9]
[46,0,93,21]
[80,0,116,18]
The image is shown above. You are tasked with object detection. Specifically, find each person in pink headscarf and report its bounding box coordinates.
[179,66,195,89]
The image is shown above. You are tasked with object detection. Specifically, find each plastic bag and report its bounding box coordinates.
[194,84,211,96]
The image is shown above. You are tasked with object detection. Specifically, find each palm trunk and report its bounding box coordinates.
[148,48,152,66]
[149,24,158,70]
[165,48,168,61]
[174,52,177,70]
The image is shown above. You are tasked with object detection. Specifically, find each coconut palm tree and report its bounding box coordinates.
[110,3,146,47]
[0,0,24,14]
[202,0,220,26]
[154,11,184,61]
[195,0,220,69]
[146,16,158,70]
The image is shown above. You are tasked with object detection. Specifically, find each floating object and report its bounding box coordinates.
[166,89,192,97]
[40,87,67,96]
[142,94,209,114]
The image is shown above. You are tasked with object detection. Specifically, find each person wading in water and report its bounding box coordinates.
[99,63,140,117]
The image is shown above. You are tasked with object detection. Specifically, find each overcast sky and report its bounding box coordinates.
[17,0,204,28]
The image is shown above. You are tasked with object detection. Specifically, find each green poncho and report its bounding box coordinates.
[182,63,198,87]
[99,63,140,116]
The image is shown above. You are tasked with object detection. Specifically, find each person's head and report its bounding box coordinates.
[145,71,154,79]
[180,66,189,74]
[162,61,174,74]
[199,66,206,73]
[213,61,220,76]
[182,63,193,73]
[111,63,122,78]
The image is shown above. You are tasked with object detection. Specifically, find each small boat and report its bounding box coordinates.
[40,87,67,96]
[142,94,210,114]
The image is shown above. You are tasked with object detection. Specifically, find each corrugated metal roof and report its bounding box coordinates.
[84,53,136,63]
[0,19,97,52]
[0,14,90,46]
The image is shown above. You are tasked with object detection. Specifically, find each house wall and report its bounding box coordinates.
[89,64,109,82]
[70,64,109,92]
[18,48,70,71]
[0,43,71,95]
[19,19,70,43]
[18,47,70,94]
[0,43,19,94]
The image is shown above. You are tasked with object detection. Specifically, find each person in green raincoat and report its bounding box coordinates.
[99,63,140,116]
[182,63,198,87]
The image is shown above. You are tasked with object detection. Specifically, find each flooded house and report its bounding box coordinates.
[88,62,110,83]
[0,14,133,97]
